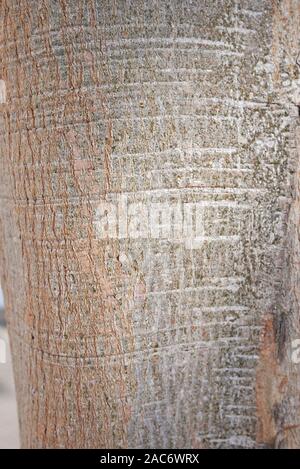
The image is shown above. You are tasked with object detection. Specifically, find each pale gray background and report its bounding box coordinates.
[0,288,19,448]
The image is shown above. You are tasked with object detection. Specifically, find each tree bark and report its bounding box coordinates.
[0,0,299,449]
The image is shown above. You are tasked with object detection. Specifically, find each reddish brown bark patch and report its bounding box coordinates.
[256,315,288,447]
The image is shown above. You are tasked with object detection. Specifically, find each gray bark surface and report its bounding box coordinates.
[0,0,299,448]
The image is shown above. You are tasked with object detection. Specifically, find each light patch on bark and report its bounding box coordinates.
[0,80,6,104]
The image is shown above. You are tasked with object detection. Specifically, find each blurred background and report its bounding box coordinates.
[0,287,19,448]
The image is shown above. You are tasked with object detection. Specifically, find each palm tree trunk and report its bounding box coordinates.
[0,0,299,448]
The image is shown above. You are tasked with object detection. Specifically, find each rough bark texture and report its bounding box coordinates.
[0,0,299,449]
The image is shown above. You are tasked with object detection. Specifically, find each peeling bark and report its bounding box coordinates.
[0,0,299,449]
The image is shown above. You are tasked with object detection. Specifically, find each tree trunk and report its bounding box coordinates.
[0,0,299,449]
